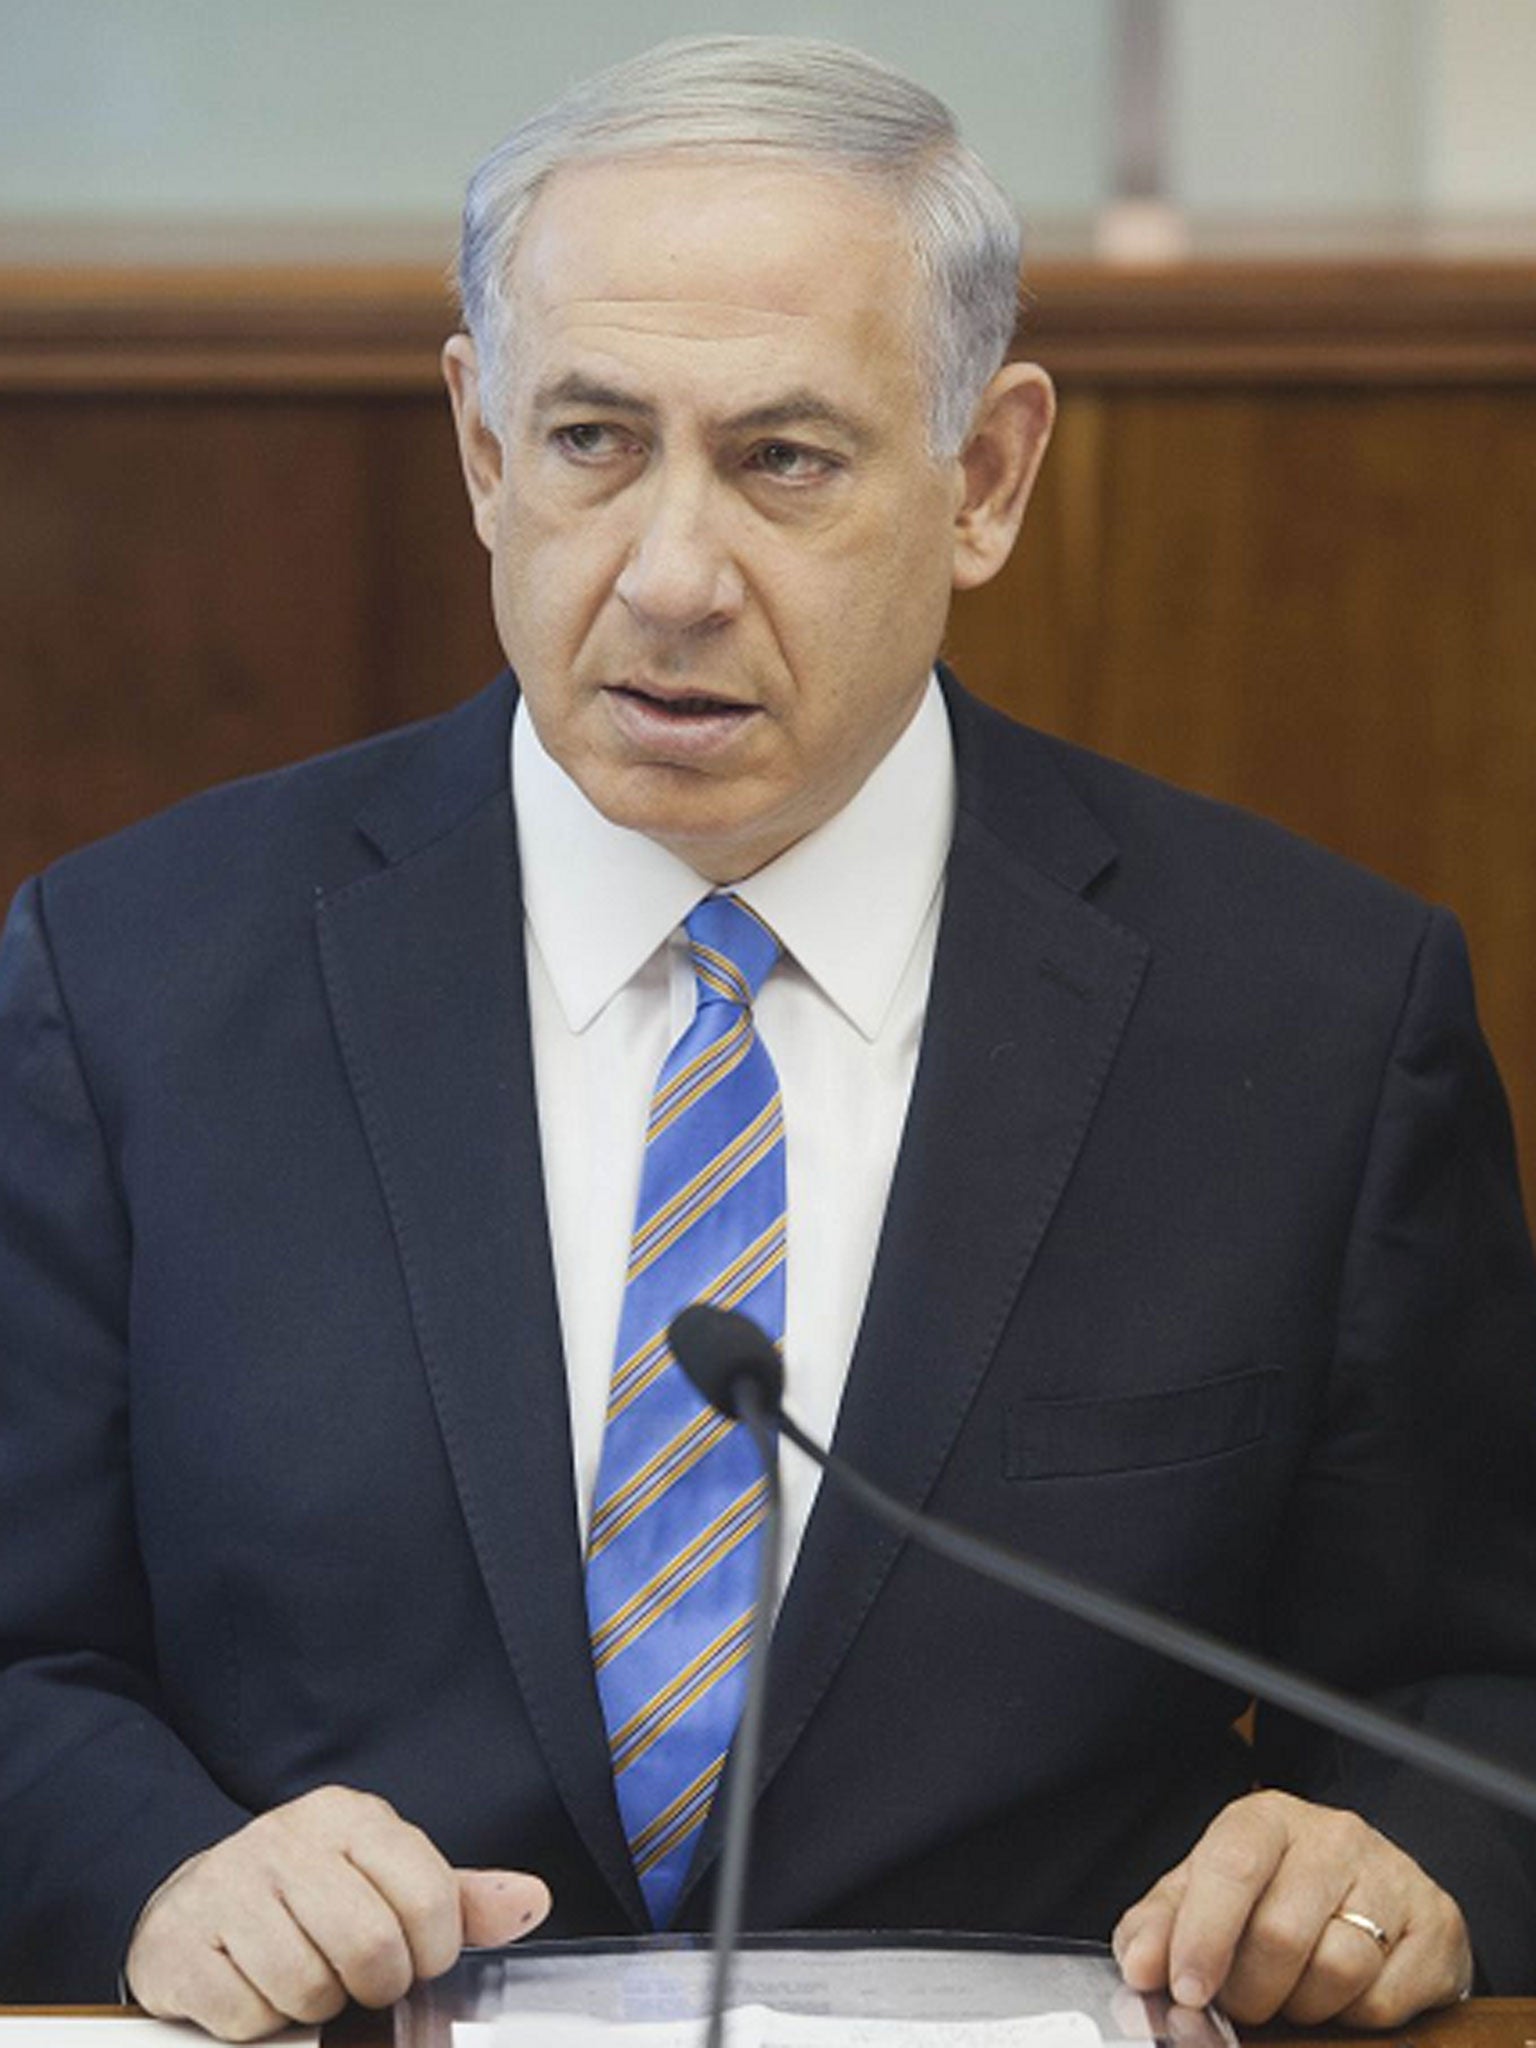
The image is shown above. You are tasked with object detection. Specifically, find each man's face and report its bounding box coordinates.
[448,156,996,880]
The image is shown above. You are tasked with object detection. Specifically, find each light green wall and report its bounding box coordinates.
[1425,0,1536,210]
[0,0,1109,219]
[1169,0,1424,213]
[0,0,1531,226]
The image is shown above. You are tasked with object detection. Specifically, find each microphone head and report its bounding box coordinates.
[669,1305,784,1421]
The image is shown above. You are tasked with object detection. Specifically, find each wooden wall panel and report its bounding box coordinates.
[0,393,499,886]
[1,257,1532,1199]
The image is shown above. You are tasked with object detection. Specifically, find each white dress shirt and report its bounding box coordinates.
[512,678,954,1583]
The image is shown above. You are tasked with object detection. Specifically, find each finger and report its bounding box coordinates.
[1210,1850,1362,2023]
[214,1891,351,2030]
[132,1931,292,2044]
[1258,1849,1463,2029]
[458,1868,553,1947]
[277,1850,422,2009]
[127,1791,462,2024]
[1277,1913,1394,2028]
[126,1858,291,2043]
[1336,1895,1473,2031]
[335,1808,466,1982]
[1163,1801,1290,2009]
[1113,1866,1189,1995]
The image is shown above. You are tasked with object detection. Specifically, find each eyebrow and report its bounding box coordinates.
[730,393,875,450]
[530,374,874,450]
[531,374,654,421]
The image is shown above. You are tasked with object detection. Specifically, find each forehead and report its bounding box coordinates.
[505,154,926,402]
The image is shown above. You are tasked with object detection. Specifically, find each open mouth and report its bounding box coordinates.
[610,684,753,720]
[603,681,759,760]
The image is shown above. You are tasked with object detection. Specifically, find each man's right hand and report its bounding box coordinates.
[125,1784,552,2041]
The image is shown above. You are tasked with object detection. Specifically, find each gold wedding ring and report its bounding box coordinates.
[1333,1908,1393,1954]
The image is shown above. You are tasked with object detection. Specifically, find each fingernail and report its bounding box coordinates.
[1172,1975,1206,2008]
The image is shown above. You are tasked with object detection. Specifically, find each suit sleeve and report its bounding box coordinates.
[1254,905,1536,1990]
[0,876,251,1999]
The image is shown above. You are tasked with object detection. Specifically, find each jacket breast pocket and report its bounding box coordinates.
[1004,1366,1279,1481]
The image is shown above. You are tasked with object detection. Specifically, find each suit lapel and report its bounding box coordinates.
[315,680,645,1925]
[681,682,1152,1902]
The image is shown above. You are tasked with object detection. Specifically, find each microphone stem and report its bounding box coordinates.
[776,1408,1536,1828]
[704,1387,780,2048]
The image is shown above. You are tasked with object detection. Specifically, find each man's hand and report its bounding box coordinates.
[125,1785,552,2042]
[1113,1791,1472,2029]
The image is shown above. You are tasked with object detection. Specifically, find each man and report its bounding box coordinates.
[2,36,1534,2044]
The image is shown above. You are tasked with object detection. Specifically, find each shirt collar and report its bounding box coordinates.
[512,676,954,1041]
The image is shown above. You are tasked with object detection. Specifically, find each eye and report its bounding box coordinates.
[746,440,840,484]
[551,421,639,463]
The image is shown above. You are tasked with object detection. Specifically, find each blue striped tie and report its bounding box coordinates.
[585,893,785,1927]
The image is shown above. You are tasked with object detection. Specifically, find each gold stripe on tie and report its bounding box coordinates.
[631,1753,727,1875]
[604,1220,788,1424]
[626,1097,784,1284]
[610,1610,755,1774]
[691,946,752,1008]
[591,1480,769,1670]
[587,892,785,1924]
[647,1013,752,1139]
[586,1408,734,1560]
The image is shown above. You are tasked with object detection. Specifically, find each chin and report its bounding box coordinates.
[589,766,737,834]
[631,809,769,881]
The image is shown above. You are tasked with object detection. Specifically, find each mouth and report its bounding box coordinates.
[607,682,755,720]
[601,680,761,760]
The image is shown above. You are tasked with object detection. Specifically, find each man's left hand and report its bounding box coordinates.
[1112,1790,1473,2028]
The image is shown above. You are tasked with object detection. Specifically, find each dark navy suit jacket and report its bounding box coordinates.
[3,670,1535,1999]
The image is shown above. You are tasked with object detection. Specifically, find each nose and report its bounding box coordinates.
[614,470,744,635]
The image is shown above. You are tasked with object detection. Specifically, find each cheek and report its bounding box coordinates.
[490,519,614,668]
[808,534,952,681]
[828,491,953,613]
[764,523,909,648]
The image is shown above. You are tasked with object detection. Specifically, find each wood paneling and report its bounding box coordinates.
[2,253,1535,391]
[2,254,1533,1198]
[0,391,499,883]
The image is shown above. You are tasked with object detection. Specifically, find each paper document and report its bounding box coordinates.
[405,1936,1234,2048]
[456,2010,1100,2046]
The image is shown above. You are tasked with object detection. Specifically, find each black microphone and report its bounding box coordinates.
[669,1303,1536,1833]
[667,1305,782,2048]
[670,1303,784,1422]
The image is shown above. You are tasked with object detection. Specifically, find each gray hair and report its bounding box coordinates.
[456,36,1022,458]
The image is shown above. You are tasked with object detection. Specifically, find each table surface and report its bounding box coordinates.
[7,2002,1536,2045]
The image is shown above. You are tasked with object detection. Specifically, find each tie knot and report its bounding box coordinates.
[685,894,780,1009]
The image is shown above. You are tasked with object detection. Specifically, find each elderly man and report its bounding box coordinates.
[2,36,1534,2045]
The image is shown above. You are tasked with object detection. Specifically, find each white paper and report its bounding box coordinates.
[0,2026,316,2046]
[456,2007,1101,2047]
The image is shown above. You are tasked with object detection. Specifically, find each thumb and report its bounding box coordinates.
[456,1868,553,1948]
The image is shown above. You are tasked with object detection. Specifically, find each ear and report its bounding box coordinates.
[951,361,1055,592]
[442,333,505,552]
